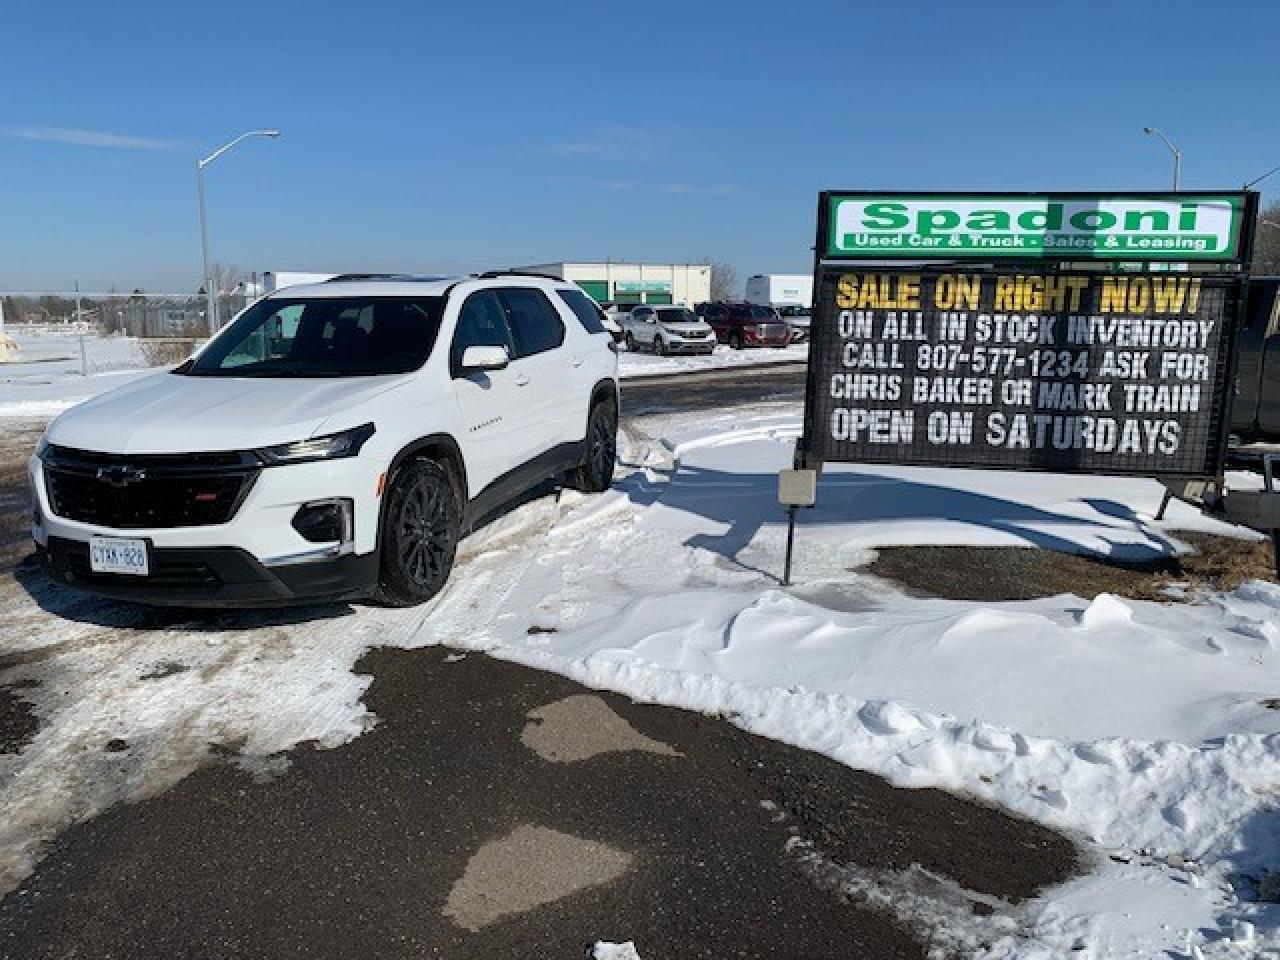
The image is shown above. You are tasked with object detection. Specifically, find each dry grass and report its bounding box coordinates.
[865,533,1275,603]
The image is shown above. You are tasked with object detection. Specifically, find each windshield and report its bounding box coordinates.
[657,308,696,324]
[182,296,444,377]
[747,305,778,320]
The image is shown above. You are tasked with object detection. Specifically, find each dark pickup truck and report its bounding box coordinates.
[1232,277,1280,440]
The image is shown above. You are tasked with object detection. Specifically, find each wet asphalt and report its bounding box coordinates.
[0,648,1077,960]
[0,365,1081,959]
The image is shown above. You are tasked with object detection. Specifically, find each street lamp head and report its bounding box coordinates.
[260,129,282,139]
[1143,126,1155,135]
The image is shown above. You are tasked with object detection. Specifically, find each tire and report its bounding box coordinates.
[374,459,460,607]
[568,398,617,493]
[624,332,637,352]
[728,331,743,350]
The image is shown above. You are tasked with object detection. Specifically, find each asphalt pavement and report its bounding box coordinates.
[0,647,1076,960]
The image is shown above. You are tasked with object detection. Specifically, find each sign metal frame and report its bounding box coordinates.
[798,189,1259,482]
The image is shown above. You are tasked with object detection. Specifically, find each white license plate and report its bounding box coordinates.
[89,537,149,576]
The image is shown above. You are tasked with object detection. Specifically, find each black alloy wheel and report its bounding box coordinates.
[375,459,460,606]
[568,399,617,493]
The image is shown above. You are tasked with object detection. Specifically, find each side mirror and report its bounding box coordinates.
[460,344,509,372]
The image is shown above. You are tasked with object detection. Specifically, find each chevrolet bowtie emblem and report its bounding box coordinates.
[96,465,148,487]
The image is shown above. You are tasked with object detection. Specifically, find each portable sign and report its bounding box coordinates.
[827,192,1249,262]
[798,190,1257,481]
[803,267,1240,476]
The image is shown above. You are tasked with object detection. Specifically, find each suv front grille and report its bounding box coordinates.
[42,446,259,529]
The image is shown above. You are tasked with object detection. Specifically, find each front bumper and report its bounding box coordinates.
[37,535,378,607]
[30,446,386,607]
[742,332,792,347]
[661,337,716,354]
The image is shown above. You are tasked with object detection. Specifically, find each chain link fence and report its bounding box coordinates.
[0,292,253,374]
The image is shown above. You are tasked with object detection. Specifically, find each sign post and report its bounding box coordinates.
[784,190,1257,581]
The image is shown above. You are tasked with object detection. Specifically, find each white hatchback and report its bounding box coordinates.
[30,273,619,607]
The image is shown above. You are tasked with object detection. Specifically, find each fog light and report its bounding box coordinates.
[291,499,353,543]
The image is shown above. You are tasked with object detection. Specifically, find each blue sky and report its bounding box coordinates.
[2,0,1278,293]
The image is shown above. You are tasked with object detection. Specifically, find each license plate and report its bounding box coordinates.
[89,537,149,576]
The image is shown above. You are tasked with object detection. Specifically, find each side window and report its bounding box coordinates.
[451,291,514,375]
[498,288,565,358]
[555,288,607,335]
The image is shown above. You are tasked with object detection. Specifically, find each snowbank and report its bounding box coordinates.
[617,342,807,378]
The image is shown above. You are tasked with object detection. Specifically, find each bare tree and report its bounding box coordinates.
[1254,200,1280,275]
[210,261,245,296]
[706,259,739,301]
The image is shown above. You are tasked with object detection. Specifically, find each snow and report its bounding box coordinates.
[0,331,166,418]
[592,942,642,960]
[617,342,807,378]
[3,401,1280,957]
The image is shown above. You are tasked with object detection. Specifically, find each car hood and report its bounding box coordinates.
[46,370,415,454]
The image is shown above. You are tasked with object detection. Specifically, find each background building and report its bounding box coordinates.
[745,274,813,309]
[516,262,711,306]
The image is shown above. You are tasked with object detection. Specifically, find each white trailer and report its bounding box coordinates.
[745,274,812,310]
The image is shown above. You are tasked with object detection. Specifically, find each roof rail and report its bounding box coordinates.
[473,269,566,282]
[325,273,449,283]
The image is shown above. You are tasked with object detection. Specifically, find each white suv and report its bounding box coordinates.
[620,306,716,356]
[29,273,619,608]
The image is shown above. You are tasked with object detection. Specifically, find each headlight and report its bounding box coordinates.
[256,423,375,466]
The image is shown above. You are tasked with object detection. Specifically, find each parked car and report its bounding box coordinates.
[620,306,716,355]
[775,305,810,343]
[30,273,619,608]
[697,302,791,349]
[1231,276,1280,439]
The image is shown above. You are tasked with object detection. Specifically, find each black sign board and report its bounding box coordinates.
[802,267,1239,476]
[798,190,1258,480]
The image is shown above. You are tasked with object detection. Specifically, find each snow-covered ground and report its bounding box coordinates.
[616,342,807,378]
[0,331,158,419]
[2,398,1279,956]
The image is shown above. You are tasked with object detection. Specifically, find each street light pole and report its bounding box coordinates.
[197,160,214,335]
[1244,164,1280,191]
[196,129,281,335]
[1143,126,1182,190]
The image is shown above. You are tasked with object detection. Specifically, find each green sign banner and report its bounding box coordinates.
[615,281,673,294]
[826,193,1247,262]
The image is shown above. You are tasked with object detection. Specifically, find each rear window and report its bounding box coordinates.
[555,288,608,335]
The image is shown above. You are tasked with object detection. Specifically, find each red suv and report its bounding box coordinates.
[697,302,791,349]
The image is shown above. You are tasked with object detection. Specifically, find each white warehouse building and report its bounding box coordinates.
[516,262,711,307]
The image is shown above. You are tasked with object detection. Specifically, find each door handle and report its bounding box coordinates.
[514,373,531,386]
[572,357,584,367]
